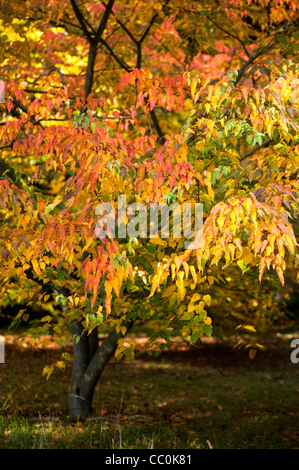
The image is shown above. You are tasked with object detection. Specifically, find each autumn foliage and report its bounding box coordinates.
[0,0,298,418]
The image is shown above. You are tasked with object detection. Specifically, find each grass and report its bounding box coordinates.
[1,328,299,449]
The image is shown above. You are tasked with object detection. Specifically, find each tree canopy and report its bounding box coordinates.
[0,0,298,419]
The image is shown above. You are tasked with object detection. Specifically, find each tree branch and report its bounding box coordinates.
[139,11,159,44]
[94,0,115,43]
[80,321,134,399]
[84,43,98,99]
[70,0,93,43]
[98,37,131,71]
[235,42,275,85]
[205,14,252,59]
[149,108,165,144]
[235,16,299,85]
[240,138,273,167]
[83,0,115,99]
[116,18,138,45]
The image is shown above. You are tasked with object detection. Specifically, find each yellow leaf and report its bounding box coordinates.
[191,79,197,98]
[55,360,65,369]
[276,266,285,285]
[236,324,256,332]
[190,266,197,284]
[176,272,186,300]
[249,349,256,360]
[41,315,52,322]
[162,284,177,298]
[32,259,40,275]
[195,301,205,313]
[149,274,159,298]
[207,120,215,132]
[151,237,165,246]
[39,261,46,270]
[187,302,195,313]
[243,253,253,265]
[110,275,121,297]
[191,293,201,303]
[207,185,214,200]
[203,294,211,306]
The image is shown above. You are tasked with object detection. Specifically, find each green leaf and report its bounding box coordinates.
[181,312,194,321]
[246,134,253,145]
[237,260,246,272]
[202,324,213,336]
[190,329,202,344]
[62,352,71,361]
[41,315,52,322]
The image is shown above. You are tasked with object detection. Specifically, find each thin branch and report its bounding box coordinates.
[70,0,93,42]
[149,108,165,143]
[83,0,115,99]
[115,17,138,45]
[240,138,273,161]
[94,0,115,43]
[266,1,272,37]
[83,16,97,37]
[0,139,27,151]
[177,5,252,59]
[37,112,145,123]
[98,37,131,71]
[12,98,45,129]
[0,144,13,150]
[101,0,158,46]
[97,37,165,140]
[80,1,166,140]
[12,98,29,115]
[139,2,170,45]
[205,14,252,59]
[53,18,84,32]
[235,16,299,85]
[37,117,72,123]
[235,43,275,85]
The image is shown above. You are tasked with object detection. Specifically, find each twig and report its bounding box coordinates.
[205,14,252,59]
[240,138,273,161]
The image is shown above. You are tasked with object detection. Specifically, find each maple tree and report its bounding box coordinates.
[0,0,298,420]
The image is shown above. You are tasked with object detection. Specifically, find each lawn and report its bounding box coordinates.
[1,327,299,449]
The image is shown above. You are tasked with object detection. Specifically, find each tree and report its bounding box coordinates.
[0,0,298,420]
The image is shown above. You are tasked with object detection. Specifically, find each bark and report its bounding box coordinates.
[84,43,98,100]
[68,320,92,420]
[68,320,133,421]
[70,0,115,101]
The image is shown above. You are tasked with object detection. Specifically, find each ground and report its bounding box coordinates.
[0,326,299,449]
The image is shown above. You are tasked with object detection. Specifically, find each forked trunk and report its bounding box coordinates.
[68,320,133,421]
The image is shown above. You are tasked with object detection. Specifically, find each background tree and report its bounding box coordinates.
[0,0,298,420]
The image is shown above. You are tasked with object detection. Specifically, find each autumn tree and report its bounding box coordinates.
[0,0,298,420]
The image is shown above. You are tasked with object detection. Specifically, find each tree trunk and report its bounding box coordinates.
[68,320,133,421]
